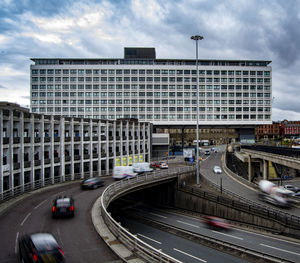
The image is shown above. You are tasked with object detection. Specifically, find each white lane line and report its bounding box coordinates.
[20,212,31,226]
[15,232,19,254]
[260,243,300,256]
[34,199,48,209]
[149,212,167,219]
[137,233,162,244]
[173,248,207,262]
[176,220,200,228]
[212,230,243,240]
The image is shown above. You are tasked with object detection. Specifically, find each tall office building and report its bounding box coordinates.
[30,47,272,126]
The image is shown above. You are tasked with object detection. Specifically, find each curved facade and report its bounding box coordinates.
[0,102,150,197]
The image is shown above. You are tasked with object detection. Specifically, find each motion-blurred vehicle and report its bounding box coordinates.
[132,162,153,173]
[112,166,137,180]
[52,196,74,218]
[81,177,104,189]
[213,166,222,174]
[204,149,210,155]
[159,162,168,169]
[282,184,300,193]
[18,233,65,262]
[203,216,230,230]
[258,180,292,208]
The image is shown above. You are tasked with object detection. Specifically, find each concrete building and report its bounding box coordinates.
[0,102,150,195]
[30,47,272,127]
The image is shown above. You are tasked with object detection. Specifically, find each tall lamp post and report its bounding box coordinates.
[191,35,204,186]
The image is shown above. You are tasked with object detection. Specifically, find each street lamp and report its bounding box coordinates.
[191,35,204,186]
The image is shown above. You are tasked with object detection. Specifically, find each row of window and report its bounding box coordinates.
[31,106,271,112]
[32,69,271,76]
[32,76,271,83]
[30,108,271,120]
[32,84,271,91]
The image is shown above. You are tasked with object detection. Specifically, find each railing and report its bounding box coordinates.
[100,167,194,263]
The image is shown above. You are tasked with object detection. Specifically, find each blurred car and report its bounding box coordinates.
[213,166,222,174]
[52,196,74,218]
[18,233,65,263]
[203,216,230,230]
[159,162,168,169]
[151,162,161,168]
[282,184,300,193]
[81,177,104,189]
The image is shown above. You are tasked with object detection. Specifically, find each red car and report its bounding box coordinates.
[203,216,230,230]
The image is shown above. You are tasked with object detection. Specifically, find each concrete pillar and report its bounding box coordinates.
[181,127,185,152]
[263,159,268,180]
[248,154,252,182]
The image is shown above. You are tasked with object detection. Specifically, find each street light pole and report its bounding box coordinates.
[191,35,204,186]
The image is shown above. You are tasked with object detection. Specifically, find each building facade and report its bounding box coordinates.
[0,102,150,196]
[30,48,272,126]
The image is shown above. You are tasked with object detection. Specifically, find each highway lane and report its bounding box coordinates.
[0,178,120,263]
[119,216,250,263]
[200,145,300,216]
[113,202,300,263]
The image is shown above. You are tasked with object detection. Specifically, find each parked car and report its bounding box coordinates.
[18,233,65,262]
[203,216,230,230]
[213,165,222,174]
[81,177,104,189]
[52,196,74,218]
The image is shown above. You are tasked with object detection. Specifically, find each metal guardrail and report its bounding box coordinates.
[0,170,110,202]
[100,167,194,263]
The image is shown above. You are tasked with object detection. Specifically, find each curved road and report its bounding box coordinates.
[0,178,120,263]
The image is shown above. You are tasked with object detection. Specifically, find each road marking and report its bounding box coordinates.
[177,220,200,228]
[20,213,31,226]
[15,232,19,254]
[173,248,207,262]
[34,199,48,209]
[149,212,167,219]
[137,233,162,244]
[260,243,300,256]
[212,230,243,240]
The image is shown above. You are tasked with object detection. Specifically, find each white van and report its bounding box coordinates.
[132,162,153,174]
[112,166,138,180]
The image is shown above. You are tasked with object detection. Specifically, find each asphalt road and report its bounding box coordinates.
[0,178,120,263]
[113,202,300,263]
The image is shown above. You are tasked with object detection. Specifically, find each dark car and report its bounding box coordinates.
[19,233,65,263]
[81,177,104,189]
[52,196,74,218]
[203,216,230,231]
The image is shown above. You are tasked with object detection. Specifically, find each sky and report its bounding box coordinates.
[0,0,300,121]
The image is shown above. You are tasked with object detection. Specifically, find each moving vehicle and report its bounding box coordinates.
[81,177,104,189]
[19,233,65,262]
[204,149,210,155]
[282,184,300,193]
[258,180,293,208]
[113,166,138,180]
[159,162,168,169]
[132,162,153,173]
[203,216,230,231]
[213,166,222,174]
[52,196,74,218]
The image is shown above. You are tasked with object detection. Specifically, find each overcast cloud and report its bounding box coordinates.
[0,0,300,121]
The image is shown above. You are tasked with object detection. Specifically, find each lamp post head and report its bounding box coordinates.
[191,35,204,41]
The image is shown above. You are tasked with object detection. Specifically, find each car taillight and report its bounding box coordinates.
[33,252,38,261]
[88,182,94,185]
[52,206,56,212]
[69,205,74,211]
[59,247,64,256]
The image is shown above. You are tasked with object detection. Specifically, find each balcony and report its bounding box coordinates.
[74,155,80,160]
[123,136,127,140]
[65,137,71,142]
[116,152,120,156]
[65,156,71,162]
[54,137,60,142]
[129,136,133,140]
[3,137,9,144]
[123,151,127,155]
[84,136,90,141]
[44,159,51,165]
[84,154,90,159]
[24,161,31,168]
[74,137,80,142]
[129,151,133,154]
[109,152,113,157]
[44,137,51,143]
[24,137,30,143]
[101,135,106,141]
[54,157,60,163]
[93,153,98,158]
[116,136,120,140]
[34,160,41,166]
[92,136,98,141]
[34,137,40,143]
[109,136,113,140]
[13,137,20,144]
